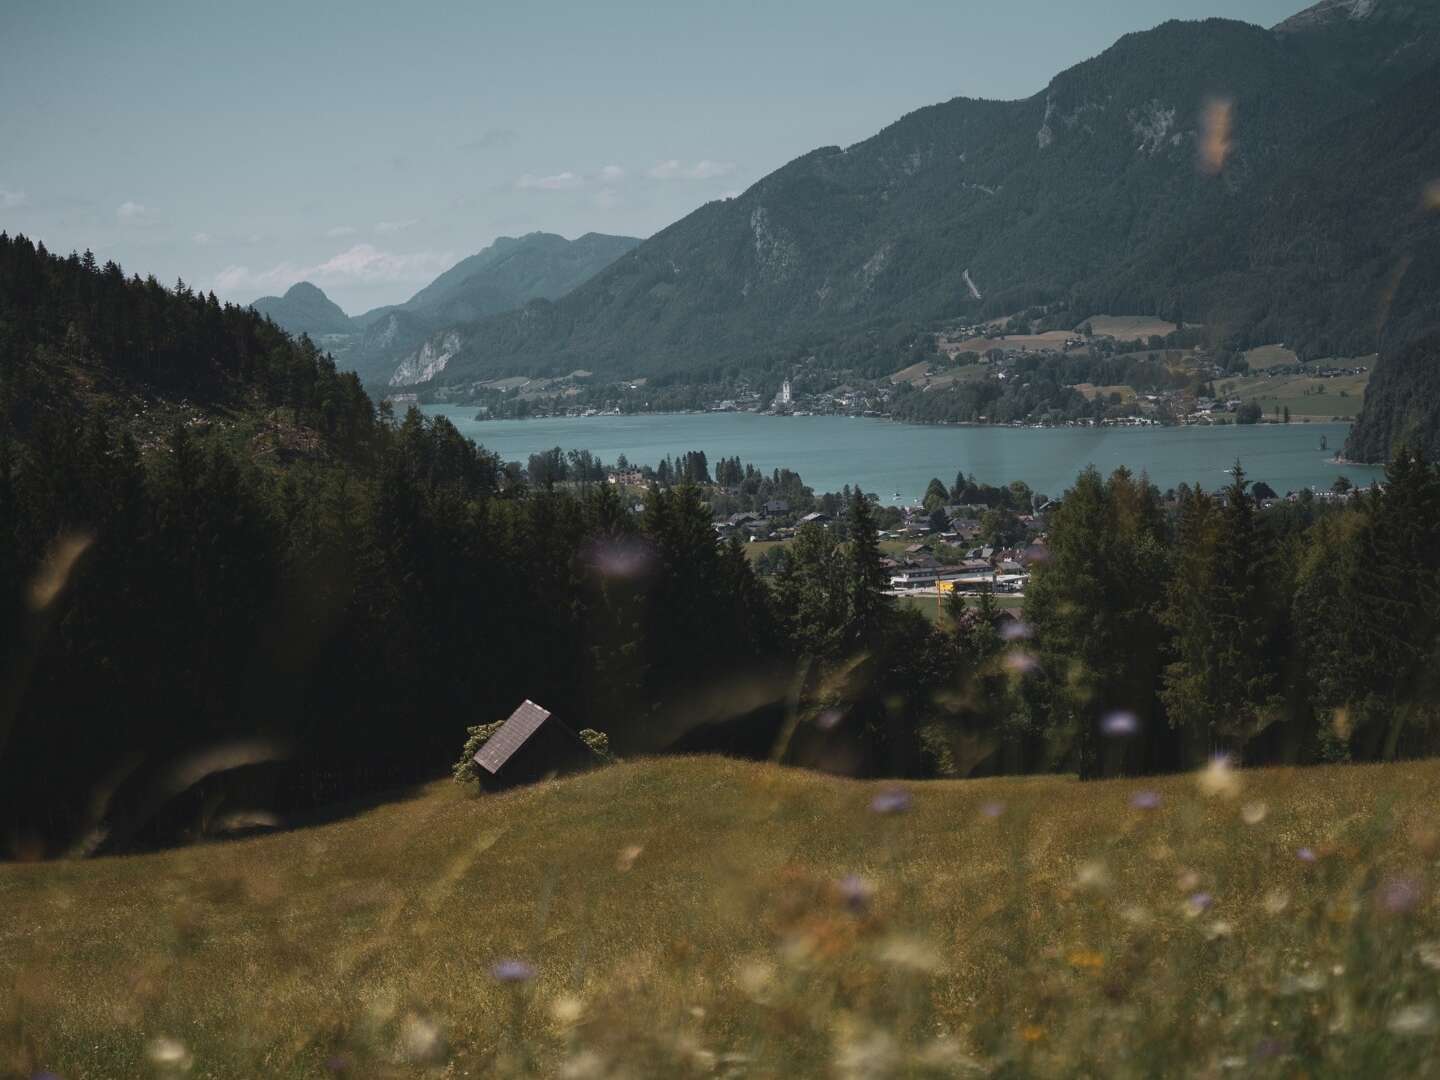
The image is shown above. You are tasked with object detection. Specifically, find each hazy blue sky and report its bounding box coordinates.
[2,0,1305,313]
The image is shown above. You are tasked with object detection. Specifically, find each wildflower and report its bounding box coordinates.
[870,788,912,814]
[1279,970,1326,995]
[1204,920,1234,941]
[1076,861,1110,891]
[877,935,943,973]
[1416,941,1440,971]
[1101,711,1139,737]
[1241,801,1268,825]
[1067,949,1106,971]
[1185,892,1213,918]
[1197,754,1240,799]
[815,709,844,731]
[1003,650,1039,675]
[836,874,874,914]
[1019,1025,1046,1044]
[1387,1003,1438,1037]
[491,959,536,983]
[615,844,643,872]
[147,1037,192,1072]
[1001,620,1032,642]
[551,996,585,1025]
[979,800,1006,819]
[1262,888,1290,915]
[398,1014,445,1064]
[1296,847,1318,863]
[1379,877,1421,915]
[834,1029,899,1079]
[735,959,776,999]
[1130,790,1162,811]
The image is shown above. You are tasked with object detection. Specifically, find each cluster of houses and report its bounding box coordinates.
[884,541,1037,595]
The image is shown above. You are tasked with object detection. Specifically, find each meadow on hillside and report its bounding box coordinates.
[4,756,1439,1078]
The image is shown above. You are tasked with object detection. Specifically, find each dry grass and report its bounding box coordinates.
[4,756,1440,1077]
[1080,315,1185,340]
[1071,383,1138,403]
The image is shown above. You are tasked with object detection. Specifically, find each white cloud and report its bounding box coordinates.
[213,243,455,298]
[116,200,159,227]
[647,159,737,181]
[326,225,358,238]
[374,218,419,234]
[598,164,626,183]
[516,171,585,191]
[0,188,27,210]
[192,232,212,245]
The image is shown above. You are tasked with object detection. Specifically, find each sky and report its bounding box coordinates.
[1,0,1307,315]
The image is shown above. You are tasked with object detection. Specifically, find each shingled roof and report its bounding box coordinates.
[474,700,552,775]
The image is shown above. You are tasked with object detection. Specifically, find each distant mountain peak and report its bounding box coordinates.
[284,280,329,300]
[1276,0,1381,32]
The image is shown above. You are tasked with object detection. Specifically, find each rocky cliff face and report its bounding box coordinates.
[389,331,463,387]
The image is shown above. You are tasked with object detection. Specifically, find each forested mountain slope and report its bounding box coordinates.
[250,232,640,385]
[407,5,1439,388]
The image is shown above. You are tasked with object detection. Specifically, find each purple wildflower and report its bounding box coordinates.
[1187,892,1214,914]
[1296,847,1318,864]
[871,788,913,815]
[1001,620,1032,642]
[837,874,874,914]
[1101,711,1139,737]
[491,959,536,983]
[815,709,843,732]
[1130,790,1162,811]
[980,800,1006,819]
[1380,877,1421,915]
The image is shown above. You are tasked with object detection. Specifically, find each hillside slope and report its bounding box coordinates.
[409,8,1439,389]
[249,232,640,384]
[4,755,1440,1077]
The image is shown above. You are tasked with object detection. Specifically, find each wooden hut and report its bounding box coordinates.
[473,700,599,791]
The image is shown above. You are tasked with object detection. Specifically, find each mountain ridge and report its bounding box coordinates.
[397,6,1438,392]
[249,231,640,383]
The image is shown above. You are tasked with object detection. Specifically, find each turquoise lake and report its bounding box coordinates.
[421,408,1381,502]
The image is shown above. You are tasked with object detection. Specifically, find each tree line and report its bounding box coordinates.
[4,232,1439,856]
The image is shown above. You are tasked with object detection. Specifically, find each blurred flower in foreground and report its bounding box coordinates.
[1241,801,1268,826]
[27,532,93,611]
[616,844,643,872]
[1130,790,1162,811]
[1197,755,1240,799]
[1185,892,1213,918]
[1296,847,1318,863]
[1101,711,1139,738]
[1387,1003,1438,1037]
[491,960,535,983]
[1003,651,1039,675]
[871,788,912,814]
[398,1014,445,1064]
[1379,877,1421,915]
[587,538,654,580]
[1263,888,1291,915]
[877,935,942,973]
[1416,941,1440,971]
[980,800,1005,819]
[147,1036,192,1072]
[815,709,844,732]
[551,995,584,1026]
[837,874,874,914]
[1001,620,1031,642]
[1198,96,1233,175]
